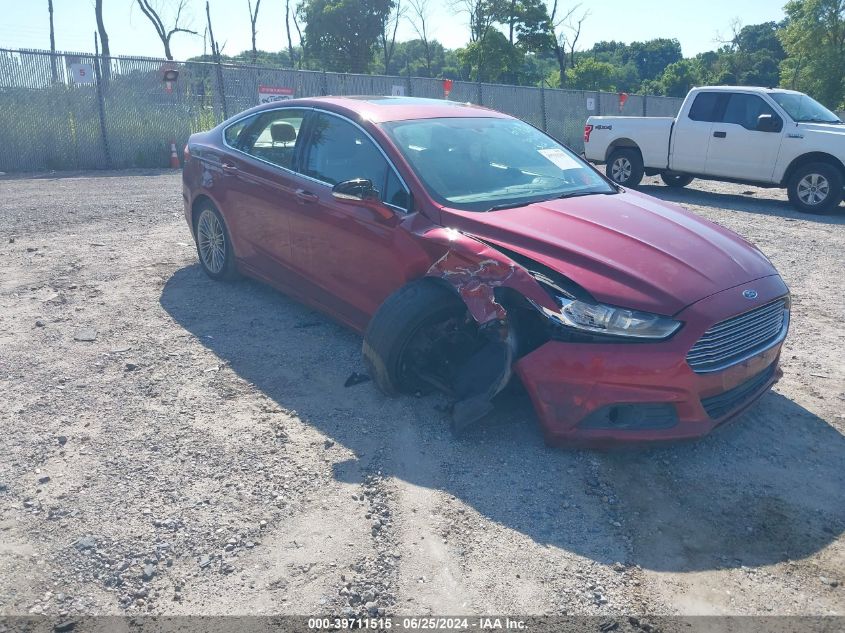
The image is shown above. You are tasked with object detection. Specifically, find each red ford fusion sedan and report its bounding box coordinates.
[182,96,789,446]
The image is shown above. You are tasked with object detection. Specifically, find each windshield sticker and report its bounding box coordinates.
[538,148,581,171]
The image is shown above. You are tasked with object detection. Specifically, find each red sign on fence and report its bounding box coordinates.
[258,85,295,104]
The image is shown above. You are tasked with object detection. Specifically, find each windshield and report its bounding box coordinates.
[768,92,841,123]
[381,117,615,211]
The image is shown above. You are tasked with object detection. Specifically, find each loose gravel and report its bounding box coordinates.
[0,170,843,618]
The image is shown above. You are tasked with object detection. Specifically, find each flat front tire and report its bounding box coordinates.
[787,163,843,214]
[194,202,240,280]
[606,148,644,187]
[363,279,475,396]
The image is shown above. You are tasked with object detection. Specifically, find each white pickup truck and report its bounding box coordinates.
[583,86,845,214]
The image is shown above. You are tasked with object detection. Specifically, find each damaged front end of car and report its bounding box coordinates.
[414,224,739,447]
[420,227,607,434]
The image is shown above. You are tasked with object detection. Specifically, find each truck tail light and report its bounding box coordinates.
[583,124,593,143]
[183,144,191,163]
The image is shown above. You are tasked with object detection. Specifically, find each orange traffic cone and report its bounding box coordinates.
[169,140,180,169]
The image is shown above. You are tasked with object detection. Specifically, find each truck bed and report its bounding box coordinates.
[584,116,674,169]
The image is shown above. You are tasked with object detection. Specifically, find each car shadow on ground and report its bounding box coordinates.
[639,183,845,224]
[160,264,845,573]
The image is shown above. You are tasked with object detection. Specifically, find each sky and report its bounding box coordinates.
[0,0,786,60]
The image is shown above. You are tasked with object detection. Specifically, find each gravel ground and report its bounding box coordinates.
[0,170,843,620]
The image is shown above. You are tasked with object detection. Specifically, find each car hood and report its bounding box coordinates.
[439,189,778,316]
[795,122,845,148]
[796,121,845,134]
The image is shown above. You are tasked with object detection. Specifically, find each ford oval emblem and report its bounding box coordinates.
[743,289,758,299]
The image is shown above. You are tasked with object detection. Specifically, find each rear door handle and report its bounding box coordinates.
[713,131,727,138]
[221,161,239,172]
[295,189,319,204]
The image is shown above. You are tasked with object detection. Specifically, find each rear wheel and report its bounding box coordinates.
[787,163,843,214]
[661,173,695,188]
[606,148,644,187]
[363,280,480,396]
[194,202,239,280]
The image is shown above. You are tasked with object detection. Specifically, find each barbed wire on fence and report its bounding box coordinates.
[0,47,684,172]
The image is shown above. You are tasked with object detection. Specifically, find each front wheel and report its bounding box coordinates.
[787,163,843,214]
[606,148,644,187]
[363,280,479,396]
[661,173,695,188]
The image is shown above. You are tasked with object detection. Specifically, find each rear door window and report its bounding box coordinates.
[224,117,253,147]
[239,108,308,171]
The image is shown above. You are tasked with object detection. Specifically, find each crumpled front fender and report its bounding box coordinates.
[421,227,558,325]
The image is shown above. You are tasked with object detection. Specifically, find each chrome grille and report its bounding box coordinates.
[687,298,789,373]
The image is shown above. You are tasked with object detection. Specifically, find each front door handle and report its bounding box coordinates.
[295,189,319,204]
[221,161,239,172]
[713,131,727,138]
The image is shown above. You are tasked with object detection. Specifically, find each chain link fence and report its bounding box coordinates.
[0,48,685,173]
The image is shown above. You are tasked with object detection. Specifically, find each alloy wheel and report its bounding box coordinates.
[197,209,226,274]
[797,173,830,206]
[611,157,632,183]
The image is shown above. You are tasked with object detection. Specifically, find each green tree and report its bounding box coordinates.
[655,58,699,97]
[780,0,845,108]
[507,0,552,53]
[625,38,682,83]
[457,29,524,82]
[563,58,617,90]
[393,38,447,77]
[298,0,394,73]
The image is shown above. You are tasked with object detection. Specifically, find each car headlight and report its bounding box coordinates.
[538,297,681,340]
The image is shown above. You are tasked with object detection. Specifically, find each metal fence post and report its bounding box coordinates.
[595,91,601,116]
[321,70,328,96]
[406,66,412,97]
[643,94,647,117]
[92,42,112,169]
[540,79,547,132]
[477,80,482,105]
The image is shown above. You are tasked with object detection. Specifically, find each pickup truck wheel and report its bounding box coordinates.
[787,163,843,214]
[607,149,644,187]
[362,280,479,396]
[661,173,695,188]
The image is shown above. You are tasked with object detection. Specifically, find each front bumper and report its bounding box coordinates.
[514,275,789,446]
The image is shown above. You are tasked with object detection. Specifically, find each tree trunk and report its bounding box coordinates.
[553,42,566,87]
[293,12,304,68]
[508,0,516,46]
[48,0,58,83]
[285,0,295,67]
[95,0,111,82]
[248,0,261,64]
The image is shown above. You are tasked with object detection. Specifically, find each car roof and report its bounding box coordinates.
[251,96,511,123]
[693,85,802,95]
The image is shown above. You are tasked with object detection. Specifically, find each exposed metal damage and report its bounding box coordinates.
[421,227,559,432]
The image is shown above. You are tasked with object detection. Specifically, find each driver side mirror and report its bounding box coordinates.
[331,178,394,220]
[332,178,380,202]
[757,113,782,133]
